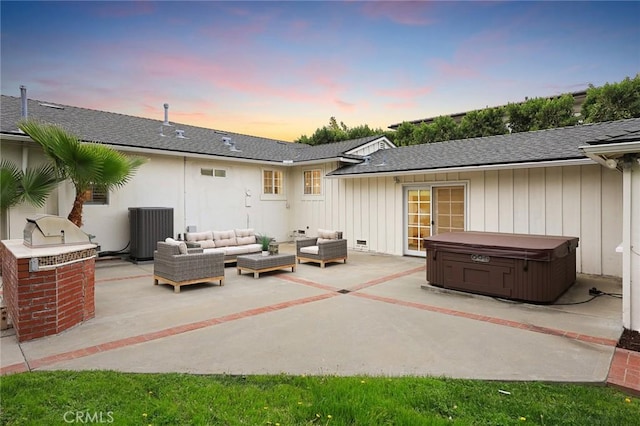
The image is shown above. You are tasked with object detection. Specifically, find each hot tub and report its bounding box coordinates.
[423,232,579,303]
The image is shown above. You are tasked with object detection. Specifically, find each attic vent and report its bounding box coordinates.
[39,103,64,110]
[379,142,385,149]
[175,130,186,138]
[214,169,226,177]
[201,168,214,176]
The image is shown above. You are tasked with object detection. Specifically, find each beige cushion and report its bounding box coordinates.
[236,235,256,245]
[198,239,216,249]
[235,229,256,245]
[203,248,225,255]
[235,228,255,237]
[213,230,237,247]
[186,231,213,243]
[318,229,338,240]
[164,238,187,254]
[300,245,319,255]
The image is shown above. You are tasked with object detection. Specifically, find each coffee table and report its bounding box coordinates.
[236,253,296,279]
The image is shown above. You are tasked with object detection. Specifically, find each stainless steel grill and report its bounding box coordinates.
[23,215,91,247]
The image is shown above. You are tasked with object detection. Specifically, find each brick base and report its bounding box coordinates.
[1,241,96,342]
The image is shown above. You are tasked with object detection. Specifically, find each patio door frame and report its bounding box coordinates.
[403,181,469,257]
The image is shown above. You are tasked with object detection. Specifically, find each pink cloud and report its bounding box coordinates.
[376,85,433,99]
[335,99,356,112]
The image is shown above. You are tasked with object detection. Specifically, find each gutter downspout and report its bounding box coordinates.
[622,166,631,329]
[20,85,29,172]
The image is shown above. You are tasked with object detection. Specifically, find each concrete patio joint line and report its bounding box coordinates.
[20,292,339,371]
[352,292,618,348]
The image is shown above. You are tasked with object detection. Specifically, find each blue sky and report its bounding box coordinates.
[2,1,638,141]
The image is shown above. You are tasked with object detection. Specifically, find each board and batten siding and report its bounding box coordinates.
[292,163,622,277]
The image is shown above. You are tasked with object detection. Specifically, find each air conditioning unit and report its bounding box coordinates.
[129,207,173,262]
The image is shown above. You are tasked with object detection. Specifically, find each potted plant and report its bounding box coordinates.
[258,234,271,256]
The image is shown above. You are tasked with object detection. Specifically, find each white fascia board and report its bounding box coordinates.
[88,144,286,166]
[579,142,640,168]
[325,158,595,179]
[579,141,640,155]
[0,132,33,142]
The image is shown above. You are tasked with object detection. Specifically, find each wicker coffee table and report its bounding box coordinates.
[236,253,296,279]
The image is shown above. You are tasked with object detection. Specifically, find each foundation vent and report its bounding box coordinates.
[355,239,368,251]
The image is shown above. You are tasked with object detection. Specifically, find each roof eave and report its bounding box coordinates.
[326,158,595,179]
[579,141,640,170]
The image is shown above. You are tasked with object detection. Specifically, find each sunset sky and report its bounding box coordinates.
[2,1,639,141]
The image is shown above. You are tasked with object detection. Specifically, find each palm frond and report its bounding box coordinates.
[20,163,60,208]
[0,159,23,210]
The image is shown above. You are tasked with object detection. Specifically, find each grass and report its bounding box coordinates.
[1,371,638,425]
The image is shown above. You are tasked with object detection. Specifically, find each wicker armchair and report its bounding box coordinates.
[153,242,225,293]
[296,231,347,268]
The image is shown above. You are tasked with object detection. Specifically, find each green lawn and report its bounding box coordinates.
[1,371,637,425]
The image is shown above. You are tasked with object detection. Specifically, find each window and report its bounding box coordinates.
[201,168,226,177]
[303,169,322,195]
[84,184,108,205]
[263,169,283,195]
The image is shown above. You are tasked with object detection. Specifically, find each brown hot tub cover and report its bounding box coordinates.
[424,232,579,303]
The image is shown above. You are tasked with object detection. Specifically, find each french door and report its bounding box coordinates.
[405,185,466,256]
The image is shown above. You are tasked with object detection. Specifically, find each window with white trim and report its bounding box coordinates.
[303,169,322,195]
[84,184,108,205]
[263,169,283,195]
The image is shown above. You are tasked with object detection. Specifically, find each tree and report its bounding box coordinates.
[0,159,59,210]
[393,122,417,146]
[582,74,640,123]
[536,94,577,129]
[459,107,508,138]
[18,120,146,227]
[430,116,460,142]
[295,117,393,145]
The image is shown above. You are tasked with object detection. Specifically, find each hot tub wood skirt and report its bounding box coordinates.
[427,251,576,303]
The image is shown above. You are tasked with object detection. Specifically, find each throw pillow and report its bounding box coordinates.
[317,229,337,240]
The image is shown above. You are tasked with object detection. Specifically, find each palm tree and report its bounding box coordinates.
[18,120,146,227]
[0,159,59,210]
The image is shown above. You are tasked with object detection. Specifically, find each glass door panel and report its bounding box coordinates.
[435,186,465,235]
[405,188,431,255]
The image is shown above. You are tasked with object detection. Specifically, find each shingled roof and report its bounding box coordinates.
[0,95,376,164]
[3,95,639,176]
[328,118,640,177]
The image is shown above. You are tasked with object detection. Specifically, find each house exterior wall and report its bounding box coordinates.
[311,163,622,277]
[1,141,291,252]
[1,140,59,239]
[2,137,624,278]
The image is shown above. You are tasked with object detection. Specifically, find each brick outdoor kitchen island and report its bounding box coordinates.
[1,215,97,342]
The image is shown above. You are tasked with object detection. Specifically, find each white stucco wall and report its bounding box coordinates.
[1,140,291,252]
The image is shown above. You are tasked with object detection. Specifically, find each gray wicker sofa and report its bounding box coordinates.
[185,229,262,264]
[153,241,225,293]
[296,229,347,268]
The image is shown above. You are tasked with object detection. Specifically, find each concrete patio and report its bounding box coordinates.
[1,244,637,393]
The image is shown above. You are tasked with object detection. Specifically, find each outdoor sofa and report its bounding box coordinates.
[153,240,225,293]
[185,229,262,263]
[296,229,347,268]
